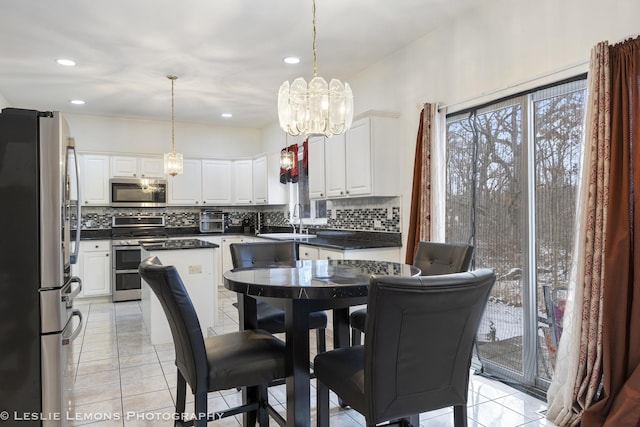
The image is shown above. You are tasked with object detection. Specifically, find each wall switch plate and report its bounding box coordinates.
[188,265,202,274]
[387,209,394,220]
[374,220,382,228]
[331,209,337,220]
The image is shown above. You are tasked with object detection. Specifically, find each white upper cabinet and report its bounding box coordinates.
[308,136,326,199]
[322,112,399,198]
[167,158,202,205]
[111,155,164,178]
[252,155,268,204]
[232,159,253,204]
[202,159,232,205]
[79,154,110,205]
[324,133,347,198]
[345,113,399,197]
[265,152,287,205]
[252,153,288,205]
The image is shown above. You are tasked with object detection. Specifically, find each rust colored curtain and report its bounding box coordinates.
[547,41,610,426]
[405,104,433,264]
[582,35,640,427]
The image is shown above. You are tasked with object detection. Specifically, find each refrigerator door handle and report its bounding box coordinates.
[62,276,82,305]
[62,309,83,345]
[68,141,81,264]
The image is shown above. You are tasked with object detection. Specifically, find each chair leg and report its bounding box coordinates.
[193,392,208,427]
[175,372,187,424]
[351,328,362,346]
[316,380,330,427]
[453,404,467,427]
[316,327,326,353]
[257,384,269,427]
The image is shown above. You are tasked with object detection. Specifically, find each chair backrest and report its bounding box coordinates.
[138,256,208,393]
[230,241,297,269]
[413,241,474,275]
[364,269,495,424]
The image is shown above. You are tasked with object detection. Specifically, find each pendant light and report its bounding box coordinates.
[164,74,184,177]
[277,0,353,137]
[280,133,295,170]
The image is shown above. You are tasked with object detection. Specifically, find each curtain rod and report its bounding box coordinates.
[436,60,589,113]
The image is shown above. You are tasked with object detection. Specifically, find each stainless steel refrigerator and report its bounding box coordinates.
[0,108,83,426]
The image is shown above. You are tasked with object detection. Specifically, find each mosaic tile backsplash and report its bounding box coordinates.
[77,197,401,233]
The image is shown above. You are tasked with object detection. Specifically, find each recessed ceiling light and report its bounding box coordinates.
[69,99,85,105]
[283,56,300,65]
[221,113,232,118]
[56,58,76,66]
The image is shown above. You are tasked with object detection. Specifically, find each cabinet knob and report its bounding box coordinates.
[133,173,137,177]
[203,201,206,204]
[346,191,350,194]
[141,174,145,177]
[195,201,199,204]
[95,245,99,249]
[320,193,323,197]
[106,253,109,257]
[340,191,344,195]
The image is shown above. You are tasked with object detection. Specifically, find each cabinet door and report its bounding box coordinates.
[80,154,110,205]
[298,244,319,260]
[78,240,111,297]
[139,157,165,178]
[345,118,372,196]
[308,137,326,199]
[202,160,232,205]
[267,152,288,205]
[111,156,138,177]
[167,159,202,205]
[252,156,268,204]
[233,160,253,204]
[318,247,344,261]
[324,133,347,198]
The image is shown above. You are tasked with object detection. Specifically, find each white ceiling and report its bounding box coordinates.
[0,0,482,128]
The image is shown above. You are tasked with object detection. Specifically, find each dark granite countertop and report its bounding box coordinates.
[77,226,401,251]
[141,239,219,251]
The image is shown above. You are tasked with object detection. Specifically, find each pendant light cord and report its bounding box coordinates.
[168,74,177,154]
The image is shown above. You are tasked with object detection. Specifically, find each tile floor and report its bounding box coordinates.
[68,288,556,426]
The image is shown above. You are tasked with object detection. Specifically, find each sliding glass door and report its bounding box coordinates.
[445,79,585,391]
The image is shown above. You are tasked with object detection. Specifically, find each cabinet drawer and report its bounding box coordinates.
[81,240,111,252]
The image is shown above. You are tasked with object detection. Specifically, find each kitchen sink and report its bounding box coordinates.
[256,233,317,240]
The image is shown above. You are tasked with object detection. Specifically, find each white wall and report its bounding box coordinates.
[0,92,8,109]
[338,0,639,259]
[66,113,261,158]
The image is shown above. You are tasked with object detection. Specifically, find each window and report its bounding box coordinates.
[445,78,586,389]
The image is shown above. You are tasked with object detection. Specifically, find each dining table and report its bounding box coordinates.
[223,258,421,427]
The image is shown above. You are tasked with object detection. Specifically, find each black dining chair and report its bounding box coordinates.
[349,241,475,345]
[314,269,496,427]
[139,256,286,427]
[230,240,328,353]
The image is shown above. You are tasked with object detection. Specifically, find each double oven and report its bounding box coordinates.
[111,215,167,302]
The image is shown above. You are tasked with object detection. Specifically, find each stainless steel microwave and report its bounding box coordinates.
[110,178,167,207]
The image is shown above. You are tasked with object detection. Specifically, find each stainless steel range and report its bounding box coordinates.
[111,215,167,302]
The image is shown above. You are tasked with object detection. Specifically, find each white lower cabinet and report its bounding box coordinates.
[74,240,111,298]
[298,244,400,262]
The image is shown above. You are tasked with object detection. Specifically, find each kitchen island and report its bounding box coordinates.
[140,239,219,345]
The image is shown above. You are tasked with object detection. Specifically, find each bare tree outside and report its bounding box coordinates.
[445,81,586,386]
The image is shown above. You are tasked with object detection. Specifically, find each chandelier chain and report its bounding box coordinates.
[312,0,317,77]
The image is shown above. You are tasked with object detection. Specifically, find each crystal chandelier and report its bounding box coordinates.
[164,75,184,177]
[277,0,353,137]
